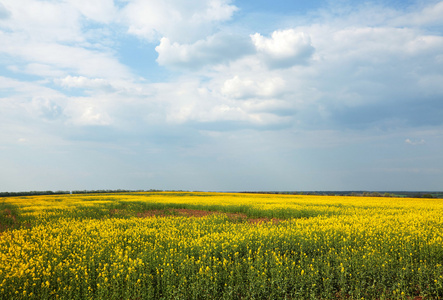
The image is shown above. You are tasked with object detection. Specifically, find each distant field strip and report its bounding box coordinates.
[1,192,443,299]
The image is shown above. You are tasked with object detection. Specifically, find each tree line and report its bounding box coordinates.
[0,189,162,198]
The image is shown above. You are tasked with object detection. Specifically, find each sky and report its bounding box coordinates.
[1,0,443,192]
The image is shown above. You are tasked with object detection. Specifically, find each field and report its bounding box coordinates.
[1,192,443,299]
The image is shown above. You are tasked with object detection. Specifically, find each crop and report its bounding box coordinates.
[1,192,443,299]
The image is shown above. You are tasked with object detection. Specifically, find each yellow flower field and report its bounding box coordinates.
[1,192,443,299]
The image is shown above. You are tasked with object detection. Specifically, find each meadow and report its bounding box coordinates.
[1,191,442,299]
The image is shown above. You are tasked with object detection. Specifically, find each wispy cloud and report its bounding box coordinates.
[405,138,425,145]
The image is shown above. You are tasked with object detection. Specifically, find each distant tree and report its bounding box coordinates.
[421,193,434,198]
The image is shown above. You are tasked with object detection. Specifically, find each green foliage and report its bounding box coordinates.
[0,202,22,230]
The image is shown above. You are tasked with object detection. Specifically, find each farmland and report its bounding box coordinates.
[1,192,443,299]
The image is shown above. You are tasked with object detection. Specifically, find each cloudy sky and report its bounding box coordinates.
[1,0,442,192]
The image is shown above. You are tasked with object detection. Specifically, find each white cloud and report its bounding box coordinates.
[55,76,112,90]
[0,76,63,99]
[405,138,425,145]
[8,63,65,77]
[30,96,65,121]
[78,106,112,126]
[251,29,315,69]
[66,0,117,24]
[1,1,443,131]
[126,0,443,130]
[156,33,254,69]
[394,1,443,26]
[0,0,82,42]
[148,80,238,124]
[0,0,119,41]
[65,100,113,126]
[149,0,443,129]
[405,34,443,56]
[121,0,238,43]
[0,0,133,81]
[0,76,115,128]
[135,79,283,127]
[221,75,286,99]
[0,33,132,79]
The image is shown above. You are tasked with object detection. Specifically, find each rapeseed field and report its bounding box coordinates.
[1,192,442,299]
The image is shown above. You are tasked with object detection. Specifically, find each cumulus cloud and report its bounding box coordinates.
[78,107,112,126]
[65,101,112,126]
[251,29,315,69]
[139,79,290,129]
[121,0,238,43]
[221,75,286,99]
[156,34,254,69]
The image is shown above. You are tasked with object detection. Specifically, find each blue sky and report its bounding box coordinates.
[1,0,442,192]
